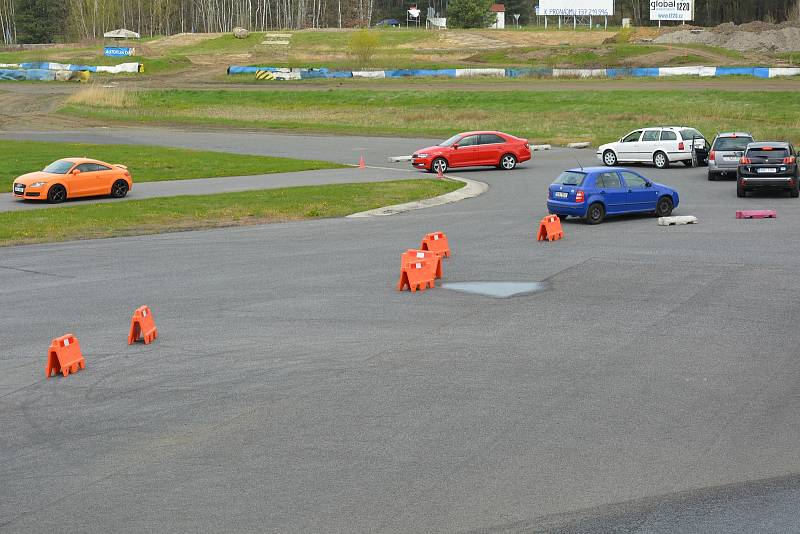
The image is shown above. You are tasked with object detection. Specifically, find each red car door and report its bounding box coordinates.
[476,133,507,165]
[449,134,480,167]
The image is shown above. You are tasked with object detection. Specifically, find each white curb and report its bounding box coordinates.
[347,175,489,218]
[387,155,412,162]
[659,215,698,226]
[531,144,551,151]
[567,142,591,149]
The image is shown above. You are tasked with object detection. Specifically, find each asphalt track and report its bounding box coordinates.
[3,132,800,532]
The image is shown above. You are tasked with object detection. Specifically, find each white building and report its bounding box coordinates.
[490,4,505,29]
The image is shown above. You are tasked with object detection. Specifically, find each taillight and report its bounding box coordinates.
[740,157,751,164]
[783,156,796,164]
[678,142,685,150]
[575,190,585,203]
[708,151,716,162]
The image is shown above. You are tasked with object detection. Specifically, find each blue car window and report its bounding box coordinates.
[596,172,621,189]
[620,171,647,189]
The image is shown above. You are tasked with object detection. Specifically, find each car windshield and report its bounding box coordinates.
[439,134,463,147]
[747,147,790,159]
[553,171,586,186]
[714,137,752,151]
[42,160,74,174]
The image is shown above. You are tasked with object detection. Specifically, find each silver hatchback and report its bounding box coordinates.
[708,132,754,180]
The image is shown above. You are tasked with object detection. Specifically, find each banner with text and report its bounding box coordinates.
[650,0,694,20]
[538,0,613,16]
[104,47,136,57]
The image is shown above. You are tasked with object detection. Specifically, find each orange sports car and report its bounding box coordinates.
[12,157,133,203]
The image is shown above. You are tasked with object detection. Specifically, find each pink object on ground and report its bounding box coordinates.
[736,210,777,219]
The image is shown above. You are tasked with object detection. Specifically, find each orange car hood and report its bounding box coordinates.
[14,171,61,185]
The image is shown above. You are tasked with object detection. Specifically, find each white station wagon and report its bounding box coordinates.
[597,126,708,169]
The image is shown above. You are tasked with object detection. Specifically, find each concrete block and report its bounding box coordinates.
[659,215,698,226]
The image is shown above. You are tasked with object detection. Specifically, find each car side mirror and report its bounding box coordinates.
[71,169,81,175]
[452,144,459,149]
[645,181,652,187]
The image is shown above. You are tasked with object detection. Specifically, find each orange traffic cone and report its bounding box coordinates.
[359,155,366,169]
[437,165,444,179]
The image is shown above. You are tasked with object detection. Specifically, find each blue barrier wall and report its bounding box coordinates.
[228,65,800,80]
[0,68,56,81]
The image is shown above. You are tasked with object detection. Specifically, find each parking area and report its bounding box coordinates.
[3,135,800,531]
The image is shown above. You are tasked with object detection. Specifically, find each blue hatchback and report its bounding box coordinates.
[546,167,680,224]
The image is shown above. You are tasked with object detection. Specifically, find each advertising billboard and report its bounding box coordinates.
[538,0,614,16]
[650,0,694,21]
[104,47,136,57]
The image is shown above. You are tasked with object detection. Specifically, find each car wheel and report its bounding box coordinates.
[47,184,66,204]
[111,180,129,198]
[602,150,617,166]
[655,196,674,217]
[499,153,517,170]
[585,203,605,225]
[431,157,448,174]
[707,172,716,181]
[653,151,669,169]
[737,182,746,198]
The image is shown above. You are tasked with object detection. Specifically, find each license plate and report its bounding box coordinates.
[723,156,738,161]
[554,191,568,198]
[13,185,23,193]
[757,168,777,174]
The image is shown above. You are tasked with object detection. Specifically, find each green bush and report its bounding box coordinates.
[348,30,381,67]
[447,0,495,28]
[614,28,633,44]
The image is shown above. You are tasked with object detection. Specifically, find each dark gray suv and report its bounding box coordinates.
[708,132,754,180]
[737,142,798,198]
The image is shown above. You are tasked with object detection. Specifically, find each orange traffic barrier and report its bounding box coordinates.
[402,249,442,279]
[46,334,85,378]
[358,155,366,169]
[420,231,451,257]
[128,305,158,345]
[397,259,436,292]
[537,215,564,242]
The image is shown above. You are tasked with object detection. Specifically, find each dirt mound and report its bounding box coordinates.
[655,21,800,52]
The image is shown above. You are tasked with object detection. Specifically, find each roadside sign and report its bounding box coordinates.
[104,47,135,57]
[650,0,694,21]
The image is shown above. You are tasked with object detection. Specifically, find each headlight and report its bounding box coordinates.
[30,181,47,188]
[416,153,429,158]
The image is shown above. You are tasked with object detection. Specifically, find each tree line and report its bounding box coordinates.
[1,0,798,44]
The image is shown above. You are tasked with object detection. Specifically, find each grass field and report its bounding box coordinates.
[0,140,344,193]
[0,179,460,246]
[61,87,800,146]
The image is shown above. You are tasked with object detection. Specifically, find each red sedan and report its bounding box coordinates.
[411,131,531,173]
